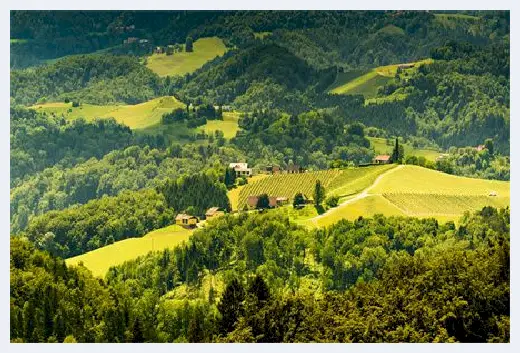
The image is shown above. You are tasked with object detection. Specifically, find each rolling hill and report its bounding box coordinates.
[65,224,193,278]
[31,96,185,129]
[146,37,228,77]
[235,165,395,210]
[328,59,433,98]
[311,165,510,227]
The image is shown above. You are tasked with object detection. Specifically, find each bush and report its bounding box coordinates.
[325,195,339,208]
[72,101,80,107]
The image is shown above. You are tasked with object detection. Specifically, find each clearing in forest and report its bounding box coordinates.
[368,137,442,161]
[146,37,228,77]
[30,96,185,129]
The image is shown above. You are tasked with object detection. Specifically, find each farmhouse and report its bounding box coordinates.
[205,207,225,219]
[154,46,164,54]
[476,145,487,152]
[229,163,253,177]
[175,214,199,227]
[374,155,391,164]
[247,195,288,209]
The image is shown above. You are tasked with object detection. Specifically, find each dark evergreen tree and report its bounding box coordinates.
[185,36,194,52]
[293,193,306,208]
[217,278,245,335]
[313,180,326,207]
[256,193,270,209]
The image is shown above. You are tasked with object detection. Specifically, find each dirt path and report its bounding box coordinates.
[311,165,404,223]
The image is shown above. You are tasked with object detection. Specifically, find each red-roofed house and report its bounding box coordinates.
[374,155,391,164]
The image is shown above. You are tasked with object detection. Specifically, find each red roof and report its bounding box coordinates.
[375,155,391,161]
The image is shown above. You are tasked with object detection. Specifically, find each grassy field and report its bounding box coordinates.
[311,165,510,226]
[146,37,227,77]
[198,111,241,138]
[31,96,185,129]
[368,137,443,161]
[369,165,510,196]
[328,59,433,98]
[66,224,193,278]
[236,165,394,209]
[313,195,405,227]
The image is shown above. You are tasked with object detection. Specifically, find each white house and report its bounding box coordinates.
[229,163,253,177]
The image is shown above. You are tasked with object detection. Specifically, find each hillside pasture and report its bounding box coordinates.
[328,59,433,98]
[368,137,442,161]
[369,165,510,196]
[66,224,193,278]
[312,165,509,227]
[146,37,227,77]
[198,111,241,138]
[31,96,185,129]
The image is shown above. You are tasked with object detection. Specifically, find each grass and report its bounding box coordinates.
[369,165,510,196]
[368,137,442,161]
[66,224,193,278]
[198,112,241,138]
[306,165,509,227]
[328,59,433,98]
[30,96,185,130]
[313,195,405,227]
[146,37,227,77]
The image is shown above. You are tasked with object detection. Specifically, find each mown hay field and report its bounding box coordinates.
[66,224,193,278]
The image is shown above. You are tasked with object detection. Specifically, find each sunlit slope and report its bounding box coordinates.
[31,96,185,129]
[146,37,228,77]
[236,165,395,209]
[369,165,509,196]
[368,137,442,161]
[314,165,509,226]
[65,224,193,278]
[328,59,433,98]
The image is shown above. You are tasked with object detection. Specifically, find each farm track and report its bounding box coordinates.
[311,165,404,224]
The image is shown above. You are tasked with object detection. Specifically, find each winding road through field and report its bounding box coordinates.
[311,165,404,224]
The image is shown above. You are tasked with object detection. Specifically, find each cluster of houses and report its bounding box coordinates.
[175,207,226,228]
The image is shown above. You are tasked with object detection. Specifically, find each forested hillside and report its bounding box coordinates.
[11,207,509,342]
[10,10,510,344]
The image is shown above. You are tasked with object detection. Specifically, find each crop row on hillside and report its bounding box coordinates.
[237,165,394,209]
[382,193,510,215]
[237,170,342,209]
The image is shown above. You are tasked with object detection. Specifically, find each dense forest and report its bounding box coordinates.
[11,207,509,342]
[10,10,510,344]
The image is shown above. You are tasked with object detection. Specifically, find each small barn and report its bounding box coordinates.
[374,155,391,164]
[205,207,225,219]
[175,214,199,227]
